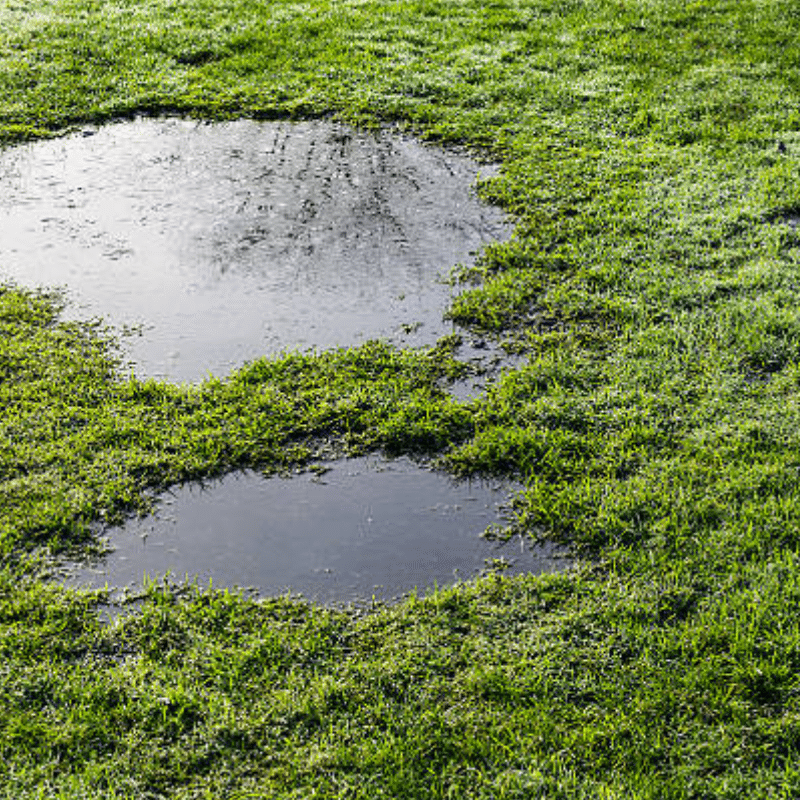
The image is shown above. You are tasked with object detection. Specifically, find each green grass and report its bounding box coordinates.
[3,0,800,796]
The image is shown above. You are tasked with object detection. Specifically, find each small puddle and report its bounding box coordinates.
[0,117,510,382]
[63,457,560,605]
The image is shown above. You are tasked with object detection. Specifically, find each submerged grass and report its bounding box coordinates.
[3,0,800,796]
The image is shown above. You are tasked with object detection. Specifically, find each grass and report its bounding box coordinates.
[3,0,800,796]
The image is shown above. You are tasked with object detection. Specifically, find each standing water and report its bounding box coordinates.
[68,457,560,606]
[0,117,510,382]
[1,119,561,601]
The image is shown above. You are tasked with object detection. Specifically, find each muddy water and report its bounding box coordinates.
[0,118,510,382]
[68,457,560,605]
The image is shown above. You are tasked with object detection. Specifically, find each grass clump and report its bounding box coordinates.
[3,0,800,796]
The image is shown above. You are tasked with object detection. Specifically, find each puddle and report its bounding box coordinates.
[0,117,510,382]
[63,457,561,606]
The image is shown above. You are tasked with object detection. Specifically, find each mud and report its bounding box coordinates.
[66,457,562,606]
[0,117,510,382]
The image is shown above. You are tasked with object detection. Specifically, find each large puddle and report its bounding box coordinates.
[66,457,559,605]
[0,117,509,382]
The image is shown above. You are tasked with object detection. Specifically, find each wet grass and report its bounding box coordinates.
[3,0,800,796]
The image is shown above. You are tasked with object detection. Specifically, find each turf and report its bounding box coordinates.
[3,0,800,796]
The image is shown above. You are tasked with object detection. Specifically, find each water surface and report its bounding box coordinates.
[0,118,509,382]
[69,457,560,605]
[3,120,553,603]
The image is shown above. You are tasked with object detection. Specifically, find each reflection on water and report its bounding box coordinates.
[0,118,510,382]
[66,457,561,605]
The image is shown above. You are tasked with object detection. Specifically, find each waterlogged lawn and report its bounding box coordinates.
[3,0,800,796]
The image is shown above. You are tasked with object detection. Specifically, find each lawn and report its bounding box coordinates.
[2,0,800,796]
